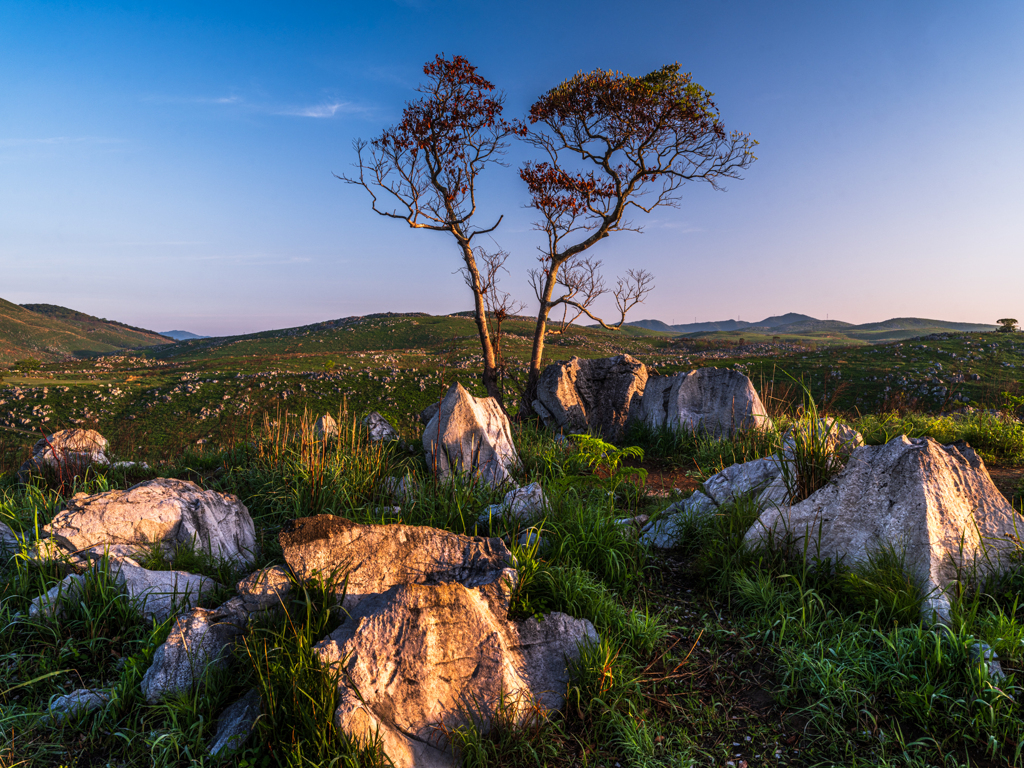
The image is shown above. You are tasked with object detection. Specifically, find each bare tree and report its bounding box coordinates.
[529,256,654,335]
[519,64,758,409]
[339,54,524,403]
[470,247,527,400]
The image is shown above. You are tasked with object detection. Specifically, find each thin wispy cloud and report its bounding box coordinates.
[279,100,368,118]
[145,94,244,106]
[147,93,371,119]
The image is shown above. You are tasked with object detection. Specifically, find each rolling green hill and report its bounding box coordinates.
[0,299,172,365]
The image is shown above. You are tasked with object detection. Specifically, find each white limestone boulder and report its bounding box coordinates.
[314,414,338,440]
[141,605,243,703]
[17,428,109,482]
[280,515,512,610]
[281,516,599,768]
[423,383,520,488]
[29,573,89,620]
[534,355,647,441]
[744,436,1024,623]
[634,367,771,437]
[478,482,548,526]
[208,689,262,756]
[363,411,399,442]
[112,558,222,622]
[43,478,257,567]
[315,578,598,768]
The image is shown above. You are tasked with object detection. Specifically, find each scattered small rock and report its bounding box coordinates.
[314,414,338,440]
[48,688,110,723]
[363,411,399,442]
[479,482,547,526]
[208,688,262,756]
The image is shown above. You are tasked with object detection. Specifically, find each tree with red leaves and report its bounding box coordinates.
[340,55,524,404]
[519,64,758,410]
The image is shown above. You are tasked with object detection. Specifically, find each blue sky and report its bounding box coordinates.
[1,1,1021,335]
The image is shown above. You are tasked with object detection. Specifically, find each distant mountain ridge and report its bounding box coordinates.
[626,314,998,340]
[159,330,210,341]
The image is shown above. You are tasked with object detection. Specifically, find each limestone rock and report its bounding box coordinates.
[314,414,338,440]
[112,558,222,622]
[43,478,257,566]
[281,515,512,610]
[640,421,865,550]
[235,565,292,613]
[422,383,520,488]
[516,528,548,551]
[209,688,262,756]
[744,436,1024,623]
[781,417,865,464]
[968,640,1007,683]
[315,579,598,768]
[534,355,648,441]
[48,688,109,723]
[640,457,784,549]
[17,428,109,482]
[634,367,771,437]
[29,573,88,620]
[141,606,243,703]
[419,402,440,426]
[1,522,23,562]
[478,482,548,526]
[363,412,399,442]
[383,474,417,501]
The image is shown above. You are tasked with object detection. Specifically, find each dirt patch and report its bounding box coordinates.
[617,457,701,497]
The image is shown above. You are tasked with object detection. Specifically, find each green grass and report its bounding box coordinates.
[2,319,1024,766]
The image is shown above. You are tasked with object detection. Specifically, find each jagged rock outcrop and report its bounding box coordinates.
[42,478,258,567]
[422,383,520,488]
[281,515,512,610]
[17,428,109,482]
[633,367,771,437]
[283,516,597,768]
[533,355,647,441]
[363,411,399,442]
[744,436,1024,623]
[316,581,597,768]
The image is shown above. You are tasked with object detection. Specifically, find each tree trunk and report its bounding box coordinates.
[522,268,560,413]
[459,241,502,404]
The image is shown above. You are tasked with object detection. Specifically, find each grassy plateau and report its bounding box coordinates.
[1,312,1023,767]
